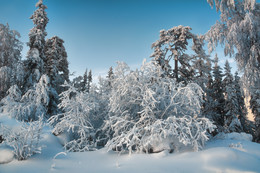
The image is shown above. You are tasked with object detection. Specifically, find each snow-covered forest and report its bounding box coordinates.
[0,0,260,172]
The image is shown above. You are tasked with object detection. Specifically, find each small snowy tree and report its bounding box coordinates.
[0,117,44,160]
[102,60,215,153]
[49,82,105,151]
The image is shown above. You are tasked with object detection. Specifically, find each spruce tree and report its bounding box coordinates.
[24,0,49,90]
[222,61,243,132]
[211,54,225,132]
[234,72,253,134]
[87,70,92,93]
[45,36,69,94]
[82,68,88,92]
[0,23,23,99]
[107,66,114,87]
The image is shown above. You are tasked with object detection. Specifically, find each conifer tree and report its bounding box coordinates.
[211,54,225,132]
[45,36,69,94]
[222,61,243,132]
[107,66,114,87]
[24,0,49,90]
[82,68,88,92]
[0,23,23,99]
[87,70,92,92]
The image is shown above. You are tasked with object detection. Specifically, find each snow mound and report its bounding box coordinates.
[0,149,14,164]
[214,132,253,141]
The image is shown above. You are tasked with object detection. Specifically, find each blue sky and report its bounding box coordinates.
[0,0,236,81]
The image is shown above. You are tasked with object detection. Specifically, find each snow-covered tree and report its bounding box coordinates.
[150,26,194,82]
[209,54,225,132]
[107,66,114,87]
[45,36,69,94]
[102,60,215,153]
[151,26,210,84]
[1,75,55,121]
[49,82,106,151]
[87,70,92,92]
[233,72,253,134]
[191,35,212,90]
[222,61,243,132]
[206,0,260,141]
[0,23,23,99]
[24,0,49,89]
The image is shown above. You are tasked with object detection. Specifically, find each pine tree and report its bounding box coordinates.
[24,0,49,90]
[0,23,23,99]
[191,35,212,90]
[87,70,92,92]
[233,72,253,134]
[222,61,243,133]
[107,66,114,87]
[45,36,69,94]
[211,54,225,132]
[82,68,88,92]
[150,26,194,82]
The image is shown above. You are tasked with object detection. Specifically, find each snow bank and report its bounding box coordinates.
[0,149,13,164]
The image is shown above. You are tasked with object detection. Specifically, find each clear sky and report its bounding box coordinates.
[0,0,237,81]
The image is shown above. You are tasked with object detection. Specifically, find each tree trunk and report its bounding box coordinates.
[175,55,178,81]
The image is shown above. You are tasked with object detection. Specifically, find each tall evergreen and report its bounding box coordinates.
[45,36,69,94]
[87,70,92,92]
[222,61,243,132]
[24,0,49,90]
[211,54,225,132]
[0,23,23,99]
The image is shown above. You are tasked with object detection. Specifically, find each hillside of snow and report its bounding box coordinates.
[0,113,260,173]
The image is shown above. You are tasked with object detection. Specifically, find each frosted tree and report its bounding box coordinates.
[0,23,23,99]
[210,54,225,132]
[222,61,243,132]
[234,72,253,134]
[107,66,114,87]
[191,35,212,90]
[102,60,215,153]
[206,0,260,141]
[24,0,49,89]
[1,75,54,121]
[150,26,194,82]
[0,117,44,160]
[45,36,69,94]
[49,82,106,151]
[86,70,92,92]
[82,68,88,91]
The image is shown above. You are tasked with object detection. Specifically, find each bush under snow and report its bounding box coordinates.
[0,116,44,160]
[102,60,216,153]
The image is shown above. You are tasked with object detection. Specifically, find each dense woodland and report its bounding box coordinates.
[0,0,259,160]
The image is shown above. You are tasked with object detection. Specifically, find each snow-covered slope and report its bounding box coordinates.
[0,126,260,173]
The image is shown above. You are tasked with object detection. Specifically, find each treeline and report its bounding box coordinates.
[0,0,259,160]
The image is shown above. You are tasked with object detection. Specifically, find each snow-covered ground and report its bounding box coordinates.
[1,114,260,173]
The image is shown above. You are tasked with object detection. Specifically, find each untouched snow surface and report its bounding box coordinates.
[0,113,260,173]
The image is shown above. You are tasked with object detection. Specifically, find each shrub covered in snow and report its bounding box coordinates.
[102,60,216,153]
[48,82,106,152]
[0,117,44,160]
